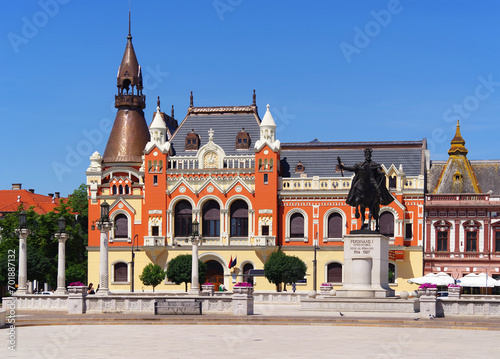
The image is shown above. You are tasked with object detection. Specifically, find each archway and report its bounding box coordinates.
[205,260,224,291]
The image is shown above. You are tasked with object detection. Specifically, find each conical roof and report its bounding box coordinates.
[117,34,142,88]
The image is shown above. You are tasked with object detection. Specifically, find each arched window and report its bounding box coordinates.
[328,213,343,239]
[230,200,248,237]
[125,185,130,195]
[112,185,117,195]
[202,201,220,237]
[175,200,192,237]
[290,213,304,238]
[114,214,128,238]
[327,262,342,283]
[114,262,128,282]
[119,185,123,195]
[243,263,254,284]
[379,212,394,237]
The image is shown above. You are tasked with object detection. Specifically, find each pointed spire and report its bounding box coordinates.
[261,104,276,127]
[128,9,132,40]
[252,89,256,106]
[171,105,174,118]
[190,91,194,107]
[448,120,468,156]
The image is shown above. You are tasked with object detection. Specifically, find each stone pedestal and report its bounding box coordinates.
[67,286,87,314]
[232,287,254,315]
[419,292,437,318]
[336,233,394,298]
[448,286,461,298]
[201,284,215,296]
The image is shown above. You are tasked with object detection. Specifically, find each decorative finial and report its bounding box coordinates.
[190,91,193,107]
[253,89,256,106]
[171,105,174,118]
[208,128,214,141]
[266,104,270,110]
[127,5,132,40]
[448,120,468,156]
[157,96,160,109]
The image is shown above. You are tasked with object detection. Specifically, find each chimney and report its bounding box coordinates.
[28,189,35,193]
[54,192,60,199]
[48,193,54,197]
[12,183,22,190]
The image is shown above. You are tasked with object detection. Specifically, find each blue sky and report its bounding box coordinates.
[1,0,500,196]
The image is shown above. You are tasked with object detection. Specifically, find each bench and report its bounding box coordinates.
[154,299,202,315]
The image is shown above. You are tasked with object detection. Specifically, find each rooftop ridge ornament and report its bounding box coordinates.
[448,120,468,156]
[127,7,132,40]
[190,91,194,107]
[208,128,214,141]
[253,89,256,106]
[157,96,160,111]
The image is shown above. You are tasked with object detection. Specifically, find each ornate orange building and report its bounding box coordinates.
[86,30,427,293]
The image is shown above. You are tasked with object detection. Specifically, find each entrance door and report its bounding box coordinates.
[205,260,224,291]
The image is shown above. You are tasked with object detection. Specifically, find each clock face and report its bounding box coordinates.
[204,152,218,168]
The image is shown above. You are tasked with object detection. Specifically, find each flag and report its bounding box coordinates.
[228,256,233,269]
[230,256,237,269]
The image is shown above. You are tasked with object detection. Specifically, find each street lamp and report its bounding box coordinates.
[130,234,140,293]
[188,220,202,295]
[55,216,69,294]
[313,234,319,292]
[19,210,27,229]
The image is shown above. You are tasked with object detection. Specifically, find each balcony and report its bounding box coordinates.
[425,251,492,260]
[426,194,490,206]
[144,236,166,247]
[255,236,276,246]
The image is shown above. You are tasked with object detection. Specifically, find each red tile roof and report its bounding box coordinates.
[0,190,64,216]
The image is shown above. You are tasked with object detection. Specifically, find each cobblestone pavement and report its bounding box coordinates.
[2,304,500,358]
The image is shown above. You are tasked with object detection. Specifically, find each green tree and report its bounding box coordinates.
[166,254,207,292]
[0,184,88,291]
[140,263,166,292]
[264,250,307,291]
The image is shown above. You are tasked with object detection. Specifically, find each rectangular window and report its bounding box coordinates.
[466,231,477,252]
[263,173,268,184]
[261,225,269,236]
[405,223,412,239]
[153,175,158,186]
[152,226,159,236]
[437,231,448,252]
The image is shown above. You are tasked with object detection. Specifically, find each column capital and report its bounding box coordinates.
[55,232,69,243]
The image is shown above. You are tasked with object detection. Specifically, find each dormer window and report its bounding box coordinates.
[454,171,462,182]
[295,161,305,173]
[185,129,200,151]
[236,128,250,150]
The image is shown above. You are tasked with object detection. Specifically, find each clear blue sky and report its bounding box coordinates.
[2,0,500,196]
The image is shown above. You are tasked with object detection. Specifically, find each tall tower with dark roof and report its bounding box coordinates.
[103,19,150,164]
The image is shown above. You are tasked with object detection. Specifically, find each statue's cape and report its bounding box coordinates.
[346,161,394,206]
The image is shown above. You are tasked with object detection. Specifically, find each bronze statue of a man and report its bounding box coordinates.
[338,148,393,232]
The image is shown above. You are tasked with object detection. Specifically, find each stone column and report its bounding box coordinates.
[54,233,69,294]
[97,222,113,296]
[189,236,202,296]
[15,229,30,295]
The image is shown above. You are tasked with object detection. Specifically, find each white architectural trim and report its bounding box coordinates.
[285,208,308,243]
[322,208,346,242]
